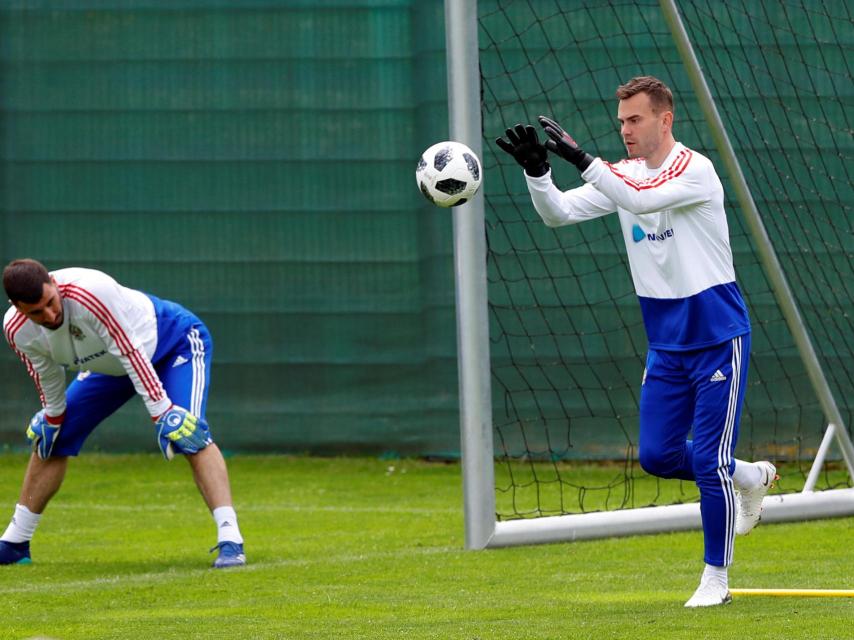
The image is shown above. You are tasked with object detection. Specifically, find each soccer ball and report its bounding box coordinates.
[416,141,482,208]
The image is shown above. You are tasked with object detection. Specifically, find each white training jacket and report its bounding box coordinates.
[3,267,171,422]
[525,142,750,350]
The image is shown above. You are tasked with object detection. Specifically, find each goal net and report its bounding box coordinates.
[462,0,853,543]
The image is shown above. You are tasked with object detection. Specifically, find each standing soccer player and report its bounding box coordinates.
[496,76,777,607]
[1,259,246,568]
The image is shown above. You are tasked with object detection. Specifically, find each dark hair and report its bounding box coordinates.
[3,259,52,304]
[616,76,674,114]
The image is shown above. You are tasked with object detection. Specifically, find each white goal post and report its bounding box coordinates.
[447,0,854,550]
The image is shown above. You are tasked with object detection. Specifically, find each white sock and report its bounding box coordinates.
[212,506,243,544]
[1,504,41,543]
[702,563,728,589]
[732,459,763,490]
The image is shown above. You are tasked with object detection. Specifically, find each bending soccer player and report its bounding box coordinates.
[496,76,776,607]
[0,259,245,568]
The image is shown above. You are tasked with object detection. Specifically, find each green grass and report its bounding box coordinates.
[0,453,851,639]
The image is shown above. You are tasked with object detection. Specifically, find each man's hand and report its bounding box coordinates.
[538,115,594,172]
[155,405,212,460]
[495,124,550,177]
[26,410,61,459]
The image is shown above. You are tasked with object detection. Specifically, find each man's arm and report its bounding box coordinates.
[4,319,67,419]
[494,123,616,226]
[539,114,710,214]
[581,152,710,215]
[59,279,170,419]
[525,172,616,227]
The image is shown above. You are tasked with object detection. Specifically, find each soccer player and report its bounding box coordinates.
[0,259,246,568]
[496,76,777,607]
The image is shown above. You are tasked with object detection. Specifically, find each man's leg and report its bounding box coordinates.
[684,334,750,607]
[638,348,695,481]
[0,454,69,564]
[186,445,245,567]
[0,372,135,565]
[157,322,245,567]
[187,443,232,510]
[18,454,68,513]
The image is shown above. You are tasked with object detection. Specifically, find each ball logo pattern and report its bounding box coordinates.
[416,141,482,208]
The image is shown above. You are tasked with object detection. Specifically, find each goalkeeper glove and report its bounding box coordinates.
[495,124,550,177]
[26,409,61,459]
[538,115,595,172]
[155,405,212,461]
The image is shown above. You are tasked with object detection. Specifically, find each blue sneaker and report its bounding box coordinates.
[0,540,32,565]
[210,541,245,568]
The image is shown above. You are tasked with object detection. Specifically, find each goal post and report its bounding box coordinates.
[445,0,496,550]
[450,0,854,550]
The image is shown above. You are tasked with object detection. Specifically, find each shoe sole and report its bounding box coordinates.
[213,556,246,569]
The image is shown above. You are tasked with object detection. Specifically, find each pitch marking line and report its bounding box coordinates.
[48,503,459,515]
[0,546,458,595]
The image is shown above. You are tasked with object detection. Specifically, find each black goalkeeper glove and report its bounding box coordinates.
[538,115,594,172]
[495,124,550,177]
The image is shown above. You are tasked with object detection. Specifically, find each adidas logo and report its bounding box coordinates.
[710,369,727,382]
[172,355,189,368]
[220,521,232,528]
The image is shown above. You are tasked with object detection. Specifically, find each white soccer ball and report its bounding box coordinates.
[415,141,482,208]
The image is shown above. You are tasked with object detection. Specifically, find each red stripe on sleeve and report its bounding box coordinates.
[4,313,47,405]
[605,149,693,192]
[59,284,165,401]
[20,350,46,406]
[3,311,27,348]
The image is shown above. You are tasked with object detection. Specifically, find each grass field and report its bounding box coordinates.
[0,452,851,639]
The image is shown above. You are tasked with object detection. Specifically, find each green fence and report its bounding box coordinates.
[1,1,850,456]
[0,0,458,454]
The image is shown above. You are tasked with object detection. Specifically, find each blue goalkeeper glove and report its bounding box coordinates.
[538,115,595,172]
[155,405,212,461]
[26,409,61,459]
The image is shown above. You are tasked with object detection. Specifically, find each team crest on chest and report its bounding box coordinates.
[69,323,86,341]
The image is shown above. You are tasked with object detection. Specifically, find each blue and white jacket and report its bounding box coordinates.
[525,142,750,351]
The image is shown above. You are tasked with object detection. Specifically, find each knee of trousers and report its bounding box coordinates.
[639,446,685,479]
[692,460,732,487]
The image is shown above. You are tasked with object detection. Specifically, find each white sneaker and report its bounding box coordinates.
[684,577,732,608]
[736,461,777,535]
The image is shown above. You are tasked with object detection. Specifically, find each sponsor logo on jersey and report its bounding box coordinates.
[69,323,85,341]
[710,369,727,382]
[73,350,107,366]
[631,225,674,243]
[647,228,674,242]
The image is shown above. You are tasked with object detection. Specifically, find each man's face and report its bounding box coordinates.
[14,280,64,330]
[617,92,670,159]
